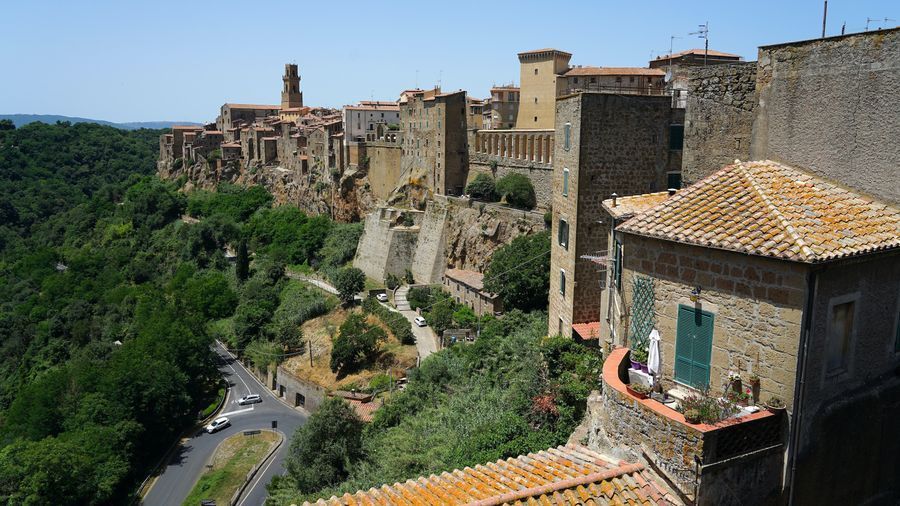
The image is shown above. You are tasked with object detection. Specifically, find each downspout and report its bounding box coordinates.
[606,216,617,347]
[787,267,819,505]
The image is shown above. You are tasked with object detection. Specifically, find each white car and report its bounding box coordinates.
[414,316,427,327]
[238,394,262,405]
[376,293,389,302]
[205,416,230,434]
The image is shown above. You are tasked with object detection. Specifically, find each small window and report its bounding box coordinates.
[558,219,569,249]
[564,123,571,150]
[573,77,579,84]
[667,172,682,190]
[615,77,622,83]
[534,68,538,75]
[559,269,566,296]
[534,97,538,104]
[630,76,635,83]
[669,124,684,150]
[590,77,596,83]
[562,168,569,196]
[827,300,855,373]
[534,116,538,123]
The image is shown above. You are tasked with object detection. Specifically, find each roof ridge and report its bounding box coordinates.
[739,162,815,261]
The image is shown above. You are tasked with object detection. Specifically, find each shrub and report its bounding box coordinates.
[362,297,414,345]
[465,174,497,201]
[332,267,365,305]
[385,273,401,290]
[329,313,386,375]
[407,286,433,310]
[678,391,738,424]
[495,173,536,209]
[483,232,550,312]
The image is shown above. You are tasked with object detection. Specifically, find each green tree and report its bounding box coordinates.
[483,231,550,312]
[235,239,249,282]
[0,119,15,130]
[182,271,238,319]
[495,173,536,209]
[332,267,365,305]
[329,313,385,375]
[465,173,497,201]
[284,398,364,493]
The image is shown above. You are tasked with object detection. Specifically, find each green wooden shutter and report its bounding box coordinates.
[675,305,714,389]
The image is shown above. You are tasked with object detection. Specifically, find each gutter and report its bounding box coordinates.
[786,267,819,505]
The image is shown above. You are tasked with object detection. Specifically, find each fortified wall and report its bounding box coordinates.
[354,196,546,285]
[467,129,555,210]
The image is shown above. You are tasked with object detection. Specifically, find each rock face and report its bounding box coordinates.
[158,158,376,222]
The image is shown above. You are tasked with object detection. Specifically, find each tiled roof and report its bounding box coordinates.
[572,321,602,340]
[224,103,281,110]
[617,160,900,263]
[562,66,665,77]
[653,48,742,60]
[518,48,572,57]
[304,444,677,505]
[602,191,673,220]
[445,268,485,291]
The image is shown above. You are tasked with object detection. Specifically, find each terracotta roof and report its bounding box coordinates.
[617,160,900,263]
[345,398,378,422]
[173,125,203,130]
[224,103,281,110]
[572,322,602,340]
[654,48,742,60]
[202,130,223,136]
[221,142,241,148]
[445,268,485,291]
[602,191,674,220]
[562,66,665,77]
[304,444,676,505]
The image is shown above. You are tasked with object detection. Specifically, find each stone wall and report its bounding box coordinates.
[549,92,675,338]
[410,199,448,284]
[619,234,806,406]
[467,152,554,210]
[353,208,420,282]
[275,365,327,412]
[751,28,900,205]
[366,141,402,200]
[682,63,757,185]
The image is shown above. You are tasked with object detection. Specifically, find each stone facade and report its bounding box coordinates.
[466,156,553,210]
[682,63,757,185]
[353,208,423,282]
[275,365,326,412]
[516,49,571,129]
[485,86,519,129]
[441,269,502,316]
[399,89,469,196]
[363,140,403,201]
[751,28,900,205]
[549,92,676,338]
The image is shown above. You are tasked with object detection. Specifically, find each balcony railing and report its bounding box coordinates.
[472,129,554,165]
[561,83,669,96]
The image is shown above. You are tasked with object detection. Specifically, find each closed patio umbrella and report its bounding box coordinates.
[648,329,661,377]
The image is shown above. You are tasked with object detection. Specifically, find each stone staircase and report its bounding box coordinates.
[394,285,411,311]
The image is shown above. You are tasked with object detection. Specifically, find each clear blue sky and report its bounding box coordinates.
[2,0,897,123]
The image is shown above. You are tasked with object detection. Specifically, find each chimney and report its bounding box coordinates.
[611,192,618,207]
[668,188,677,196]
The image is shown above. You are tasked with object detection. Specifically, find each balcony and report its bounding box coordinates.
[472,129,554,167]
[597,348,785,504]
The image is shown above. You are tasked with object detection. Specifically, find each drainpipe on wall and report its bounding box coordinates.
[606,216,617,348]
[786,268,819,505]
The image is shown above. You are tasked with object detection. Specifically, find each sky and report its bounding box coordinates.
[1,0,897,123]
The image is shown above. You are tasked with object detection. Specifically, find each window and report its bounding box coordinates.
[562,168,569,196]
[629,76,635,83]
[573,77,579,84]
[534,68,538,75]
[564,123,571,150]
[534,116,538,123]
[615,77,622,83]
[674,305,715,389]
[827,300,856,373]
[558,219,569,249]
[669,124,684,150]
[534,97,538,104]
[667,172,682,190]
[559,269,566,296]
[590,77,596,83]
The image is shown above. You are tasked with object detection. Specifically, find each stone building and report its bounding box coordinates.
[649,48,743,108]
[441,268,502,316]
[557,66,666,96]
[465,96,485,131]
[399,88,469,196]
[682,28,900,205]
[598,160,900,504]
[342,101,400,143]
[484,85,519,129]
[548,92,679,339]
[515,48,572,129]
[281,63,303,110]
[216,103,280,140]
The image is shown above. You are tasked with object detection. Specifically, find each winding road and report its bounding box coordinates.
[143,342,307,506]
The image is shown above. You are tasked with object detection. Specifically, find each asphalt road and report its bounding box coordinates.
[143,342,307,506]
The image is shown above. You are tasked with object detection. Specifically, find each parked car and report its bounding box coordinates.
[238,394,262,405]
[414,316,427,327]
[205,416,230,434]
[376,293,388,302]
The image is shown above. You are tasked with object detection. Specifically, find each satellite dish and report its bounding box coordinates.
[665,69,673,82]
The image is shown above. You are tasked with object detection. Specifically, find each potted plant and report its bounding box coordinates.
[684,408,702,424]
[627,383,651,400]
[728,372,742,394]
[765,396,786,413]
[630,347,649,372]
[726,389,751,407]
[749,374,761,404]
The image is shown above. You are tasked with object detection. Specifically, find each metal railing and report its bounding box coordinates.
[561,83,669,96]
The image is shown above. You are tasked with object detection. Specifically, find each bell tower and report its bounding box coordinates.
[281,63,303,109]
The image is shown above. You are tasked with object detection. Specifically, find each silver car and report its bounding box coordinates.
[238,394,262,405]
[205,416,230,433]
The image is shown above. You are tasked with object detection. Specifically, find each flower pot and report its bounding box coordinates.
[766,404,786,413]
[638,362,649,373]
[631,359,641,370]
[731,378,742,394]
[626,386,649,400]
[750,379,761,404]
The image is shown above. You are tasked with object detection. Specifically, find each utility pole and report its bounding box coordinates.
[690,22,709,66]
[822,0,828,38]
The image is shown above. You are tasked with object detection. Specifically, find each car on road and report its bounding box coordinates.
[414,316,427,327]
[238,394,262,405]
[376,293,388,302]
[205,416,230,434]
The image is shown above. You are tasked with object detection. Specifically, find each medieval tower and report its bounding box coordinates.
[281,63,303,109]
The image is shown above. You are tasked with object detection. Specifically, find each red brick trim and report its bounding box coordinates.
[603,347,774,433]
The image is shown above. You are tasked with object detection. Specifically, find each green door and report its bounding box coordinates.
[674,305,714,389]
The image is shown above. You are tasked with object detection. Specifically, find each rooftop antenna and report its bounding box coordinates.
[667,35,682,79]
[415,69,419,89]
[689,22,709,66]
[822,1,828,38]
[866,17,896,31]
[841,21,846,35]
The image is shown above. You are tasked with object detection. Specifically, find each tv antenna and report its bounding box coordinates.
[866,17,896,31]
[689,22,709,66]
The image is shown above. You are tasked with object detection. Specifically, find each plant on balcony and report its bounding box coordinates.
[627,383,651,400]
[765,396,786,412]
[684,409,702,424]
[679,390,738,424]
[726,389,752,406]
[630,347,648,371]
[749,374,761,404]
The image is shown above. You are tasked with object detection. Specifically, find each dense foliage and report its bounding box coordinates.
[495,173,537,210]
[270,311,603,504]
[362,297,415,345]
[465,173,498,201]
[330,313,387,376]
[483,231,550,312]
[331,267,365,305]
